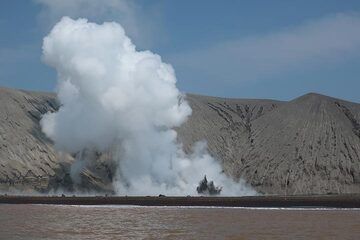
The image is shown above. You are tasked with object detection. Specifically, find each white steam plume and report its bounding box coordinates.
[41,17,256,196]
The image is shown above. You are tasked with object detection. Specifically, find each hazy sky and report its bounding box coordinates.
[0,0,359,102]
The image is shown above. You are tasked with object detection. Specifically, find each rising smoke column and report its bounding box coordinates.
[41,17,255,196]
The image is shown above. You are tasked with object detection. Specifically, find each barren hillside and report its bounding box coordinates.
[1,87,359,195]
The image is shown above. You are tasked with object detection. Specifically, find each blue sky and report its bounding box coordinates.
[0,0,359,102]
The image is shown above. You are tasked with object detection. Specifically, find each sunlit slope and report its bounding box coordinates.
[0,87,111,193]
[0,87,62,192]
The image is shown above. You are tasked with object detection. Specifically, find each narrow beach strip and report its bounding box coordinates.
[0,195,359,208]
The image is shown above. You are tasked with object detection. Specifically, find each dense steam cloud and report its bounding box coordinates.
[41,17,255,196]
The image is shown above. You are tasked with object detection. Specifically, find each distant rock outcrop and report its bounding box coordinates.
[0,87,359,195]
[196,175,222,195]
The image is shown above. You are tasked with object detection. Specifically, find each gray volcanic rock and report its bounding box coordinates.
[177,93,360,195]
[0,87,359,195]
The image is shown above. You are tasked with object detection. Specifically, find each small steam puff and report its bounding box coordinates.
[41,17,256,196]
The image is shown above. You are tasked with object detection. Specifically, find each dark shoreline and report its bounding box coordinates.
[1,195,360,208]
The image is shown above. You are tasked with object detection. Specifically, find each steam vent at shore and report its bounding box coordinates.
[0,87,359,195]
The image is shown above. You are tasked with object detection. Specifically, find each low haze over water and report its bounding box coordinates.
[0,204,359,239]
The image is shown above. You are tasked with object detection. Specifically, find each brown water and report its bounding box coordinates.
[0,205,359,240]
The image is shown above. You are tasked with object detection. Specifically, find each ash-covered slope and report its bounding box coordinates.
[0,87,359,195]
[176,94,284,176]
[243,93,360,194]
[0,87,64,192]
[177,93,360,194]
[0,87,113,193]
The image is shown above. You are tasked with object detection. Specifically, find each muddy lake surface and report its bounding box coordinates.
[0,204,359,239]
